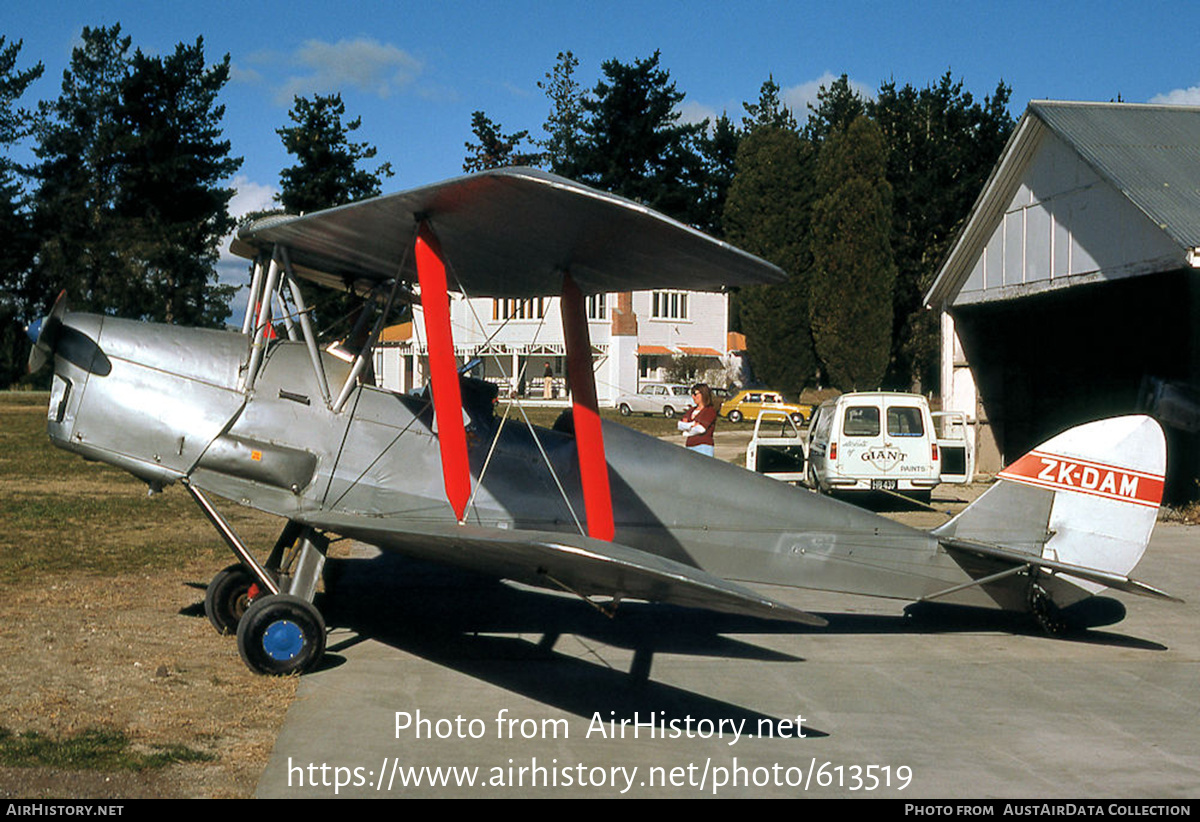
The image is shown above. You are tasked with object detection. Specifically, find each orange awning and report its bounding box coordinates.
[380,321,412,342]
[679,346,721,357]
[638,345,672,355]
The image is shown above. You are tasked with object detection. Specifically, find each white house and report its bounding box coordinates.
[373,288,735,405]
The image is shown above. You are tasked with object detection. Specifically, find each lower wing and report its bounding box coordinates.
[295,512,826,626]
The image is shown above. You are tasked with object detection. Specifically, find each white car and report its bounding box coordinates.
[615,383,693,418]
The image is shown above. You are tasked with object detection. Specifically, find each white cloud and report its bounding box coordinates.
[676,99,718,128]
[217,176,281,323]
[229,64,263,86]
[780,72,875,119]
[228,175,278,221]
[1149,85,1200,105]
[276,38,423,103]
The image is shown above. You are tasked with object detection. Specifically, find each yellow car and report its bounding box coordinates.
[719,390,813,425]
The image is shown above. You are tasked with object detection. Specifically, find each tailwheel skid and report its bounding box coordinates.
[237,594,327,676]
[1027,579,1071,636]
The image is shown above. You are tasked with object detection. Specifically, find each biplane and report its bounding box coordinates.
[27,167,1177,675]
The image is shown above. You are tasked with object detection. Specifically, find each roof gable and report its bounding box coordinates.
[928,101,1200,308]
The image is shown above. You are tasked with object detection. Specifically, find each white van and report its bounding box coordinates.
[805,392,972,498]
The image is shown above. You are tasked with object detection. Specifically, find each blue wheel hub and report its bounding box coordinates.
[262,619,305,661]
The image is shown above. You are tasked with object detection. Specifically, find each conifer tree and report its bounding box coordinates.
[277,93,392,214]
[0,37,43,387]
[809,116,896,390]
[31,25,241,327]
[724,125,817,392]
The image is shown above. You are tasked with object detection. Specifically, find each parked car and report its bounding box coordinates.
[805,392,973,499]
[615,383,693,418]
[719,389,812,425]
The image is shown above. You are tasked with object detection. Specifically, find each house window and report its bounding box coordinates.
[587,293,607,320]
[651,290,688,320]
[492,297,545,321]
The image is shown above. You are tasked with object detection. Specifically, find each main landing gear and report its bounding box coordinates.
[188,484,330,676]
[236,594,326,676]
[204,563,259,635]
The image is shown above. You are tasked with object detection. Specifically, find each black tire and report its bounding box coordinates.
[236,594,326,676]
[1027,582,1071,636]
[205,564,258,635]
[618,403,632,417]
[663,405,676,418]
[791,412,807,426]
[728,410,743,424]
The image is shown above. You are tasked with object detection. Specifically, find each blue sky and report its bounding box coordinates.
[6,0,1200,307]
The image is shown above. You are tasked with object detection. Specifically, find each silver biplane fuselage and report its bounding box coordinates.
[35,168,1174,675]
[43,315,1057,614]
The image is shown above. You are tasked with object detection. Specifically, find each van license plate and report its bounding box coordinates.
[871,479,897,490]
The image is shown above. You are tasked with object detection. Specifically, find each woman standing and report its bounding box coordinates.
[679,383,717,456]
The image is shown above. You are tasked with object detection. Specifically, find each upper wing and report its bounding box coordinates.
[231,167,786,298]
[295,512,826,626]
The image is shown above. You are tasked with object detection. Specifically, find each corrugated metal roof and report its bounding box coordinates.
[926,101,1200,308]
[1030,101,1200,248]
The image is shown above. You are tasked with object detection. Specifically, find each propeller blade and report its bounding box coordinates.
[27,291,68,374]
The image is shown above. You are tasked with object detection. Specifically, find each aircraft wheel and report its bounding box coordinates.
[663,405,676,418]
[237,594,326,676]
[728,410,743,424]
[618,403,631,417]
[1027,583,1070,636]
[205,564,260,635]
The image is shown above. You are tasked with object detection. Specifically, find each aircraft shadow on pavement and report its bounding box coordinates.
[315,553,825,735]
[234,552,1156,728]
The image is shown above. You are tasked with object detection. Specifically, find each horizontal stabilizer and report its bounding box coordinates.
[938,535,1181,602]
[295,512,826,626]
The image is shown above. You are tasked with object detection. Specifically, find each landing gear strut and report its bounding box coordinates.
[188,482,330,675]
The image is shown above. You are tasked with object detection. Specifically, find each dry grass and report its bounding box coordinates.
[0,393,295,798]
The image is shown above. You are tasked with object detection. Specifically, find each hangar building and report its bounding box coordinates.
[926,101,1200,496]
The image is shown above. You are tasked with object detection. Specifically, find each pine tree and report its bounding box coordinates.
[116,40,241,325]
[277,94,393,214]
[869,73,1014,390]
[275,93,393,337]
[723,126,818,392]
[31,25,241,327]
[742,76,797,132]
[32,25,131,314]
[0,37,43,387]
[462,111,542,171]
[570,51,707,224]
[695,112,740,237]
[538,51,584,176]
[809,116,896,390]
[803,74,867,142]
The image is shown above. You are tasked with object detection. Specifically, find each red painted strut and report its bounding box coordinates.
[561,273,615,541]
[414,223,471,522]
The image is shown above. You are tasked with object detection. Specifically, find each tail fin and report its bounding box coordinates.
[934,415,1168,603]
